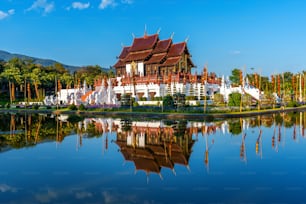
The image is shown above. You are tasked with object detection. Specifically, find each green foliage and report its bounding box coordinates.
[186,96,197,100]
[229,68,241,86]
[68,104,77,110]
[228,120,242,135]
[228,92,241,106]
[213,93,224,105]
[133,102,139,107]
[78,104,86,111]
[67,115,84,123]
[287,101,300,107]
[32,104,39,110]
[139,97,147,101]
[153,97,162,101]
[163,95,174,108]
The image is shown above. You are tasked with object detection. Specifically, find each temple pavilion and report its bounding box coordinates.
[113,32,220,101]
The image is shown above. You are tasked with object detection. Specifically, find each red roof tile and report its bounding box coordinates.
[113,60,125,68]
[160,56,181,67]
[152,39,172,54]
[145,53,167,64]
[118,46,130,59]
[124,50,152,62]
[129,34,158,52]
[168,42,186,57]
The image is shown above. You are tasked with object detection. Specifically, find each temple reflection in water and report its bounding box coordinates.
[1,112,306,203]
[1,111,306,175]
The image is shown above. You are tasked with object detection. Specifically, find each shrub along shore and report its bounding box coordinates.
[1,104,306,120]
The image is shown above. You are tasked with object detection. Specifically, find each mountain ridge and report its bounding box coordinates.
[0,50,82,72]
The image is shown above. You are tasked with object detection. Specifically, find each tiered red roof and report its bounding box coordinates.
[145,53,167,64]
[119,46,130,59]
[152,39,172,54]
[167,42,186,57]
[113,33,194,69]
[129,34,158,52]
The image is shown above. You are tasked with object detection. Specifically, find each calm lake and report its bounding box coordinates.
[0,112,306,204]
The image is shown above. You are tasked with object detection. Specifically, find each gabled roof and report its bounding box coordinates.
[160,56,181,67]
[129,34,159,52]
[145,53,167,64]
[113,60,125,68]
[168,42,186,57]
[124,50,152,62]
[118,46,130,59]
[152,39,172,54]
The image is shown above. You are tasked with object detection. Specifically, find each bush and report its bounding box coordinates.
[78,104,86,111]
[133,102,139,107]
[32,104,39,110]
[68,104,77,110]
[228,93,241,107]
[287,101,300,107]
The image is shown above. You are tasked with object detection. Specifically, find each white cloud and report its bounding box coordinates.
[230,50,241,55]
[99,0,117,9]
[8,9,15,15]
[27,0,54,14]
[0,9,15,20]
[72,2,90,10]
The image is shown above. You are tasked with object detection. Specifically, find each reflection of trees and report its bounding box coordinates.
[0,114,76,151]
[228,119,242,135]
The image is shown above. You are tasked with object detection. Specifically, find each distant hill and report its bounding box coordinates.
[0,50,82,73]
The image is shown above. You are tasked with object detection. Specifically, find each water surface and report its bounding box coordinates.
[0,112,305,204]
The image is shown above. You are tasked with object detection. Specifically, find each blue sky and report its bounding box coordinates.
[1,0,306,76]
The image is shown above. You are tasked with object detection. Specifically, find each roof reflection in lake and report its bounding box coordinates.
[0,112,306,204]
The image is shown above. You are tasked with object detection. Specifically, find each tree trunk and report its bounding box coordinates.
[27,83,31,100]
[8,81,12,103]
[34,82,40,100]
[12,82,15,101]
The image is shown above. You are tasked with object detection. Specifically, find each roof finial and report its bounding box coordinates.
[157,27,161,34]
[132,33,135,39]
[185,35,189,43]
[144,24,147,37]
[170,32,175,39]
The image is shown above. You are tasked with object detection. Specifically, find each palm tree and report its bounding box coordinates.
[1,58,22,103]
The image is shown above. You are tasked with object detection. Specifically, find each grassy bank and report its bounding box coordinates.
[1,105,306,120]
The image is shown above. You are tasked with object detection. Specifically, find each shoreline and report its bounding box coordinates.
[1,106,305,120]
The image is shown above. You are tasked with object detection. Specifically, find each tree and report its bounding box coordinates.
[1,58,23,103]
[228,92,241,106]
[229,68,242,86]
[162,95,174,109]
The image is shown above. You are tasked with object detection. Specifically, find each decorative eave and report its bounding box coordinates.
[160,56,181,67]
[124,50,152,63]
[145,53,167,65]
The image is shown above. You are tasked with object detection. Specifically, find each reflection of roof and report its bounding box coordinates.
[171,151,188,165]
[155,154,174,169]
[134,157,160,173]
